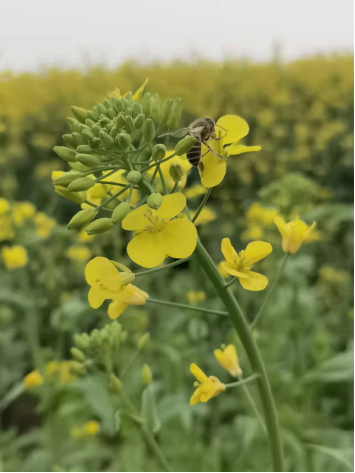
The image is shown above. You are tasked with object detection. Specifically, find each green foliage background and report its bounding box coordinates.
[0,55,353,472]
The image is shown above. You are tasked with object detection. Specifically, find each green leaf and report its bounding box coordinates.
[303,350,354,383]
[141,385,161,434]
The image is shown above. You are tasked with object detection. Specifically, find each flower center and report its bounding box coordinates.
[142,209,167,233]
[234,250,253,272]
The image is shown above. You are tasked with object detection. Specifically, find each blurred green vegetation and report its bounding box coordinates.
[0,55,353,472]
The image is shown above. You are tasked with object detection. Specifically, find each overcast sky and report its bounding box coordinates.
[1,0,353,72]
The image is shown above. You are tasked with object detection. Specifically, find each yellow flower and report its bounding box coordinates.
[319,266,348,283]
[45,361,77,384]
[101,170,140,206]
[221,238,272,291]
[184,184,207,199]
[2,245,28,270]
[77,228,95,242]
[191,206,217,225]
[86,183,108,200]
[0,215,14,241]
[0,198,10,216]
[199,115,261,188]
[218,262,229,279]
[274,216,316,254]
[13,202,36,225]
[246,203,278,225]
[85,257,134,308]
[83,421,100,435]
[187,291,206,306]
[108,284,148,319]
[122,193,197,268]
[240,224,264,242]
[190,363,225,405]
[214,344,242,377]
[23,370,43,388]
[35,212,56,238]
[67,245,91,262]
[148,151,191,190]
[109,79,149,101]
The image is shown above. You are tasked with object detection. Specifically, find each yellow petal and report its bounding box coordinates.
[127,232,166,268]
[190,386,203,405]
[132,78,149,101]
[190,363,208,383]
[221,261,249,278]
[239,271,268,291]
[115,284,149,305]
[85,257,122,291]
[245,241,272,263]
[156,193,186,220]
[293,218,311,240]
[217,115,249,145]
[122,204,150,231]
[274,216,287,237]
[108,300,128,319]
[221,238,238,264]
[162,219,197,259]
[304,221,316,240]
[226,144,261,156]
[88,287,105,309]
[200,152,227,188]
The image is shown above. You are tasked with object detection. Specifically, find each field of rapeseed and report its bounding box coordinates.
[0,55,353,472]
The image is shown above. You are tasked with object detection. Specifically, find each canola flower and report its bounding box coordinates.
[214,344,242,377]
[274,216,316,254]
[1,245,28,270]
[70,421,100,439]
[191,206,217,225]
[108,284,148,319]
[187,291,206,306]
[23,370,43,389]
[190,363,225,405]
[45,360,78,384]
[67,245,91,262]
[221,238,272,291]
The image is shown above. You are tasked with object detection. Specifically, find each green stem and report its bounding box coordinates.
[251,254,289,329]
[134,257,191,277]
[158,167,167,195]
[140,153,177,173]
[169,182,179,194]
[83,200,113,213]
[192,188,212,223]
[195,239,283,471]
[121,352,139,378]
[96,185,130,210]
[126,184,134,203]
[225,373,260,388]
[146,298,228,317]
[224,277,237,288]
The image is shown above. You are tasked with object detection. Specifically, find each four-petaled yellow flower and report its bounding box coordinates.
[198,115,261,188]
[122,194,197,268]
[108,284,148,319]
[190,363,225,405]
[221,238,272,291]
[23,370,43,388]
[274,216,316,254]
[214,344,242,377]
[1,245,28,270]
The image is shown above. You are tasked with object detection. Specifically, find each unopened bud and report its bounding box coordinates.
[70,347,86,363]
[125,107,133,118]
[169,162,184,182]
[69,361,86,375]
[147,193,163,210]
[91,124,101,137]
[175,136,196,156]
[70,162,91,173]
[88,110,99,122]
[138,333,150,351]
[116,133,132,150]
[142,364,153,385]
[99,116,111,127]
[71,106,88,123]
[125,116,135,135]
[54,171,82,187]
[126,171,142,184]
[142,93,151,116]
[168,98,183,128]
[74,333,90,350]
[150,94,161,122]
[110,374,123,394]
[53,146,76,163]
[102,98,111,110]
[152,144,166,161]
[81,129,95,142]
[85,119,95,128]
[86,218,113,235]
[142,119,155,142]
[97,103,108,116]
[110,126,119,138]
[63,134,77,148]
[116,113,125,129]
[67,118,81,133]
[68,177,95,192]
[55,189,86,205]
[99,131,114,148]
[77,144,93,153]
[115,99,125,114]
[158,99,173,126]
[68,209,97,230]
[76,153,101,168]
[72,132,86,146]
[133,102,143,118]
[134,114,145,129]
[112,202,131,224]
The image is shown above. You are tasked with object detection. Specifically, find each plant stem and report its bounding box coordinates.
[195,239,283,471]
[251,253,289,329]
[121,352,139,378]
[224,277,237,288]
[192,188,212,223]
[158,167,167,195]
[225,373,260,388]
[134,257,191,277]
[96,185,130,210]
[140,153,177,173]
[146,298,228,317]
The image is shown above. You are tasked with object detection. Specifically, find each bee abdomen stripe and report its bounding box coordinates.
[187,141,201,167]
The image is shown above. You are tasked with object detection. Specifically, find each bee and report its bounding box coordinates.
[159,117,226,173]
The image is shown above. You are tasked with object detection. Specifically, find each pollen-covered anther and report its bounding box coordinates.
[143,210,167,233]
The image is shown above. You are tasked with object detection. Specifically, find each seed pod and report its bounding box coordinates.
[142,364,153,385]
[126,171,142,184]
[67,117,81,132]
[138,333,150,351]
[142,119,155,142]
[76,153,101,168]
[91,124,101,137]
[125,116,135,135]
[71,106,88,123]
[152,144,166,161]
[102,99,111,110]
[99,131,114,148]
[175,136,196,156]
[142,93,151,116]
[72,132,86,146]
[150,94,161,122]
[147,193,163,210]
[53,146,76,163]
[158,99,173,127]
[55,188,86,205]
[169,162,184,182]
[133,102,143,118]
[97,103,108,116]
[134,114,145,129]
[168,98,183,128]
[112,202,131,224]
[67,208,97,229]
[110,374,123,394]
[116,133,132,150]
[70,347,86,363]
[62,134,77,148]
[77,144,92,153]
[68,177,95,192]
[86,218,113,235]
[81,129,95,141]
[116,113,125,129]
[88,110,99,122]
[54,171,82,187]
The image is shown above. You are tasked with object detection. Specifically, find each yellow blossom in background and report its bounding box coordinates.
[67,245,91,262]
[108,284,148,319]
[319,266,348,283]
[0,215,14,241]
[198,115,261,188]
[23,370,43,389]
[0,198,10,215]
[77,227,95,242]
[70,421,100,439]
[214,344,242,377]
[240,224,264,242]
[86,182,108,200]
[35,212,56,238]
[184,184,207,199]
[122,193,197,268]
[45,361,77,384]
[190,363,225,405]
[187,291,206,306]
[221,238,272,291]
[109,78,148,101]
[148,152,191,191]
[13,202,36,226]
[191,206,217,225]
[2,245,28,270]
[246,203,279,225]
[274,216,316,254]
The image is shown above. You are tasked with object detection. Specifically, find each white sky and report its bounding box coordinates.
[1,0,353,71]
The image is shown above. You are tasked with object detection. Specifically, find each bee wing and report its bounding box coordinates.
[158,128,190,138]
[190,126,205,136]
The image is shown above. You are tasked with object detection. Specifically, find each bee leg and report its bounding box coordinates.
[198,162,204,176]
[202,141,224,160]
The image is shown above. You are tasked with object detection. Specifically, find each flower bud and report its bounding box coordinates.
[97,103,108,116]
[133,102,143,117]
[116,113,125,129]
[125,92,135,108]
[54,171,82,187]
[115,99,125,114]
[53,146,76,163]
[169,162,184,182]
[70,162,91,173]
[175,136,196,156]
[116,133,132,150]
[152,144,166,161]
[55,189,86,205]
[86,218,113,235]
[70,347,86,363]
[108,108,116,119]
[67,118,81,133]
[142,119,155,142]
[102,98,111,110]
[88,110,99,122]
[147,193,163,210]
[99,116,111,127]
[134,114,145,129]
[99,131,114,148]
[150,94,161,122]
[72,132,86,146]
[142,93,151,116]
[77,144,93,153]
[67,209,97,230]
[126,171,142,184]
[69,361,86,375]
[110,126,119,138]
[138,333,150,351]
[74,333,90,350]
[142,364,153,385]
[68,177,95,192]
[85,119,96,128]
[110,374,123,394]
[91,124,101,137]
[76,153,101,168]
[71,106,88,123]
[112,202,131,224]
[125,116,135,135]
[158,99,173,127]
[125,107,133,118]
[79,123,91,132]
[81,129,95,142]
[168,98,183,128]
[63,134,77,148]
